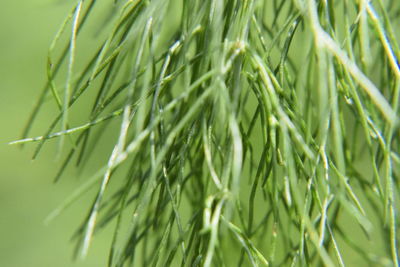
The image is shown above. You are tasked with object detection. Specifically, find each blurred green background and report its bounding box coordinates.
[0,1,112,266]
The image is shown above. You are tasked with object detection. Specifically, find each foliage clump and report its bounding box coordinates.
[15,0,400,266]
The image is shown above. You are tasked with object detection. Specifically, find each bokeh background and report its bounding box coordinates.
[1,1,112,266]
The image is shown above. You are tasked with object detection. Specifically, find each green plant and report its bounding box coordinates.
[12,0,400,266]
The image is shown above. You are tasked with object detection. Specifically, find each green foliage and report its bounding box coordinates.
[13,0,400,266]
